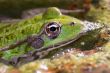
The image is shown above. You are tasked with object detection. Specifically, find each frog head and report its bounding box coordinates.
[30,7,85,50]
[0,7,102,65]
[32,7,102,50]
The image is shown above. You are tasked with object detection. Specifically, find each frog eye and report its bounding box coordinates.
[44,22,61,39]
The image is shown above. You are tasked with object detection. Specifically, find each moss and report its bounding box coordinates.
[85,0,110,26]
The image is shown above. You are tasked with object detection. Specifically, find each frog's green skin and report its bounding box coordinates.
[0,7,102,65]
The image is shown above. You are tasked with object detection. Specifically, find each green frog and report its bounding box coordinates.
[0,7,103,66]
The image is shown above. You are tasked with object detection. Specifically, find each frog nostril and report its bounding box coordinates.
[69,22,76,26]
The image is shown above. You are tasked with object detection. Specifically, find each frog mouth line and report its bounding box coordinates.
[0,32,86,67]
[35,32,86,53]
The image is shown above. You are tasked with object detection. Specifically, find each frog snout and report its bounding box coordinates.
[82,21,102,32]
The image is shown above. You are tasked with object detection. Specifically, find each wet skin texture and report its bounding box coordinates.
[0,7,102,66]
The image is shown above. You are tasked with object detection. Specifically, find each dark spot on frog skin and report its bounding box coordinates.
[107,29,110,35]
[9,58,19,66]
[27,36,44,49]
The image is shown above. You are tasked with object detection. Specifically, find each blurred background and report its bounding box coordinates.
[0,0,101,19]
[0,0,109,24]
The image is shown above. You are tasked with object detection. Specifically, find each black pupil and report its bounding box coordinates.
[50,27,56,32]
